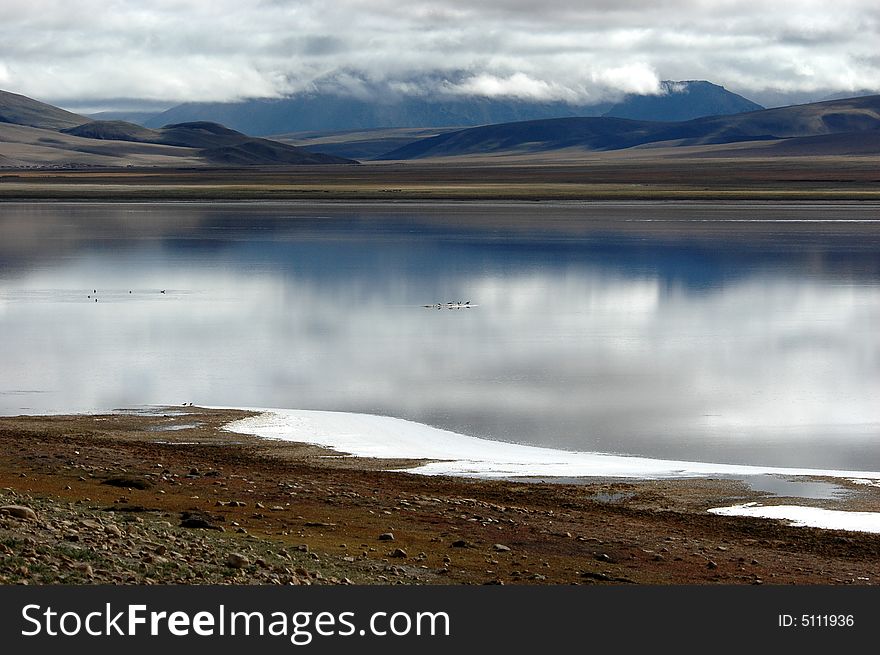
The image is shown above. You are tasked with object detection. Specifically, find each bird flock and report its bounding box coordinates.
[86,289,166,302]
[423,301,472,310]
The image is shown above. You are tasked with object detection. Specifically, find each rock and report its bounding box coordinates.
[226,553,250,569]
[492,544,511,552]
[595,553,614,563]
[451,540,474,548]
[0,505,37,521]
[389,548,408,559]
[707,560,718,569]
[378,532,395,541]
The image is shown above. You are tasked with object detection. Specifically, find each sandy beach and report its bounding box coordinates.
[2,406,880,586]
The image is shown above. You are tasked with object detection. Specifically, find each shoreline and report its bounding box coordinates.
[2,407,880,585]
[220,406,880,484]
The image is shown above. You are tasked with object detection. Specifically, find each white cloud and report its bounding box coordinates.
[0,0,878,104]
[451,73,582,101]
[591,64,662,95]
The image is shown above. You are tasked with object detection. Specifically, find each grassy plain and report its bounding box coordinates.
[2,156,880,201]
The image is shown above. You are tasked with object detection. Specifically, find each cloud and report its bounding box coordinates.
[0,0,878,105]
[450,73,589,101]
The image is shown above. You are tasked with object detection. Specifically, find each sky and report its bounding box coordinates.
[1,0,879,109]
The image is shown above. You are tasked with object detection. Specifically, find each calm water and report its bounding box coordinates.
[1,201,878,470]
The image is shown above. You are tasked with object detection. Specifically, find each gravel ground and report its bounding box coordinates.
[1,408,879,586]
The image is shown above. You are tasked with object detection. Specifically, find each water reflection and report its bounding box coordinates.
[1,202,878,470]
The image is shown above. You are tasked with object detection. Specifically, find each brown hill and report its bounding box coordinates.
[0,89,91,130]
[379,95,880,160]
[1,91,356,167]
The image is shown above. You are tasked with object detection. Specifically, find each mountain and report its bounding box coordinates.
[61,120,354,165]
[0,90,356,167]
[603,80,763,121]
[88,110,162,125]
[0,89,92,130]
[143,80,762,136]
[62,120,158,143]
[378,95,880,160]
[145,95,612,136]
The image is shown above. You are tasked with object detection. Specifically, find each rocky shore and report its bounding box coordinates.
[2,407,879,585]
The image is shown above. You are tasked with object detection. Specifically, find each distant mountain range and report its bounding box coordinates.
[3,86,880,167]
[137,80,762,136]
[0,89,354,167]
[376,95,880,160]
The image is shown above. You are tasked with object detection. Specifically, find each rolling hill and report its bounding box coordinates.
[378,95,880,160]
[272,127,461,160]
[0,89,92,130]
[0,90,355,167]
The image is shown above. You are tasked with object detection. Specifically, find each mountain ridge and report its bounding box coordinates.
[0,90,356,167]
[142,80,762,136]
[0,89,92,130]
[377,94,880,160]
[603,81,763,121]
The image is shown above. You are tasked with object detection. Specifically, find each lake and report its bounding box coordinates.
[1,201,878,471]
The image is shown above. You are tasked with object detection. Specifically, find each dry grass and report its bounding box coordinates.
[2,157,880,200]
